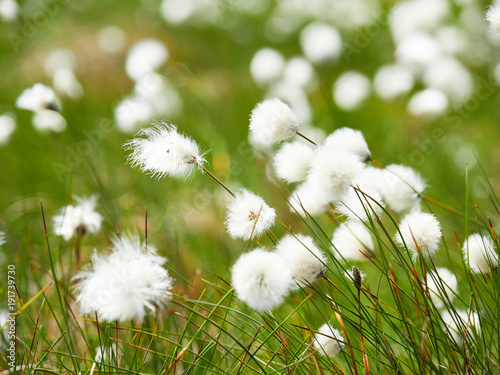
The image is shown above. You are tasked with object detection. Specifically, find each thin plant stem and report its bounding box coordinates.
[200,164,235,198]
[296,131,317,146]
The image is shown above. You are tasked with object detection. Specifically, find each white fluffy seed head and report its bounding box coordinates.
[462,234,498,273]
[407,88,449,117]
[332,71,371,111]
[441,310,480,343]
[307,147,364,201]
[395,211,442,258]
[274,234,327,288]
[314,323,345,357]
[231,248,292,311]
[332,222,374,261]
[374,64,414,100]
[289,182,329,217]
[250,48,285,86]
[53,196,103,241]
[283,57,315,89]
[124,123,205,179]
[73,233,173,323]
[379,164,426,212]
[125,39,168,81]
[486,5,500,32]
[52,67,84,100]
[225,189,276,241]
[32,110,67,132]
[300,22,342,64]
[324,127,371,162]
[336,184,385,222]
[16,84,59,112]
[274,141,314,183]
[249,98,299,147]
[115,96,153,133]
[426,267,457,309]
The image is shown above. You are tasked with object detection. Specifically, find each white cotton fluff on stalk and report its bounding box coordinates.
[249,98,299,147]
[289,182,329,217]
[274,234,327,288]
[307,147,364,201]
[395,33,442,66]
[314,323,345,357]
[53,196,103,241]
[462,234,498,273]
[374,64,414,100]
[486,5,500,33]
[324,127,371,162]
[283,57,315,89]
[274,141,314,183]
[73,233,173,323]
[16,84,60,112]
[332,222,374,261]
[379,164,425,212]
[115,96,153,133]
[32,110,67,132]
[394,211,442,258]
[97,26,127,53]
[125,39,168,81]
[441,310,480,343]
[225,189,276,241]
[0,114,16,145]
[333,71,371,111]
[426,267,457,309]
[250,48,285,86]
[231,249,293,311]
[124,123,206,179]
[300,22,342,64]
[53,68,84,100]
[336,184,384,222]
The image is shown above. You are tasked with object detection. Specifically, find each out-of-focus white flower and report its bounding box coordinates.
[274,141,314,183]
[333,71,371,111]
[380,164,425,212]
[124,123,206,179]
[125,39,168,81]
[426,267,457,308]
[324,127,371,162]
[231,248,292,311]
[307,147,364,201]
[53,196,102,241]
[53,68,84,100]
[300,22,342,64]
[115,96,152,133]
[486,4,500,32]
[441,310,480,343]
[423,57,473,104]
[32,110,67,132]
[289,182,329,217]
[435,26,469,55]
[16,84,60,112]
[74,233,173,323]
[134,73,182,118]
[395,211,442,258]
[396,33,442,66]
[314,323,345,357]
[249,98,299,147]
[352,166,385,196]
[462,234,498,273]
[161,0,196,25]
[374,64,414,100]
[408,88,449,117]
[97,25,127,53]
[283,57,315,89]
[0,0,19,21]
[0,114,16,145]
[275,234,327,288]
[332,222,374,261]
[336,184,384,222]
[44,49,76,77]
[0,231,5,246]
[266,81,312,124]
[250,48,285,86]
[225,189,276,241]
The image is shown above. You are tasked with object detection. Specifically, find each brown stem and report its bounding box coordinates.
[200,164,235,198]
[296,131,317,146]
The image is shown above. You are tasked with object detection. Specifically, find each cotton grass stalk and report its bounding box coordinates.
[426,267,457,309]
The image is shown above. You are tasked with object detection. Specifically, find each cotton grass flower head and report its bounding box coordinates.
[274,141,314,183]
[53,196,102,241]
[52,68,84,100]
[97,25,127,53]
[125,39,168,81]
[426,267,457,309]
[231,248,293,311]
[332,71,371,111]
[124,123,206,179]
[283,57,315,89]
[307,147,364,201]
[300,22,342,64]
[115,96,152,133]
[225,189,276,241]
[32,110,67,132]
[0,0,19,21]
[374,64,414,100]
[441,310,480,343]
[380,164,425,212]
[324,127,371,162]
[486,4,500,33]
[407,88,449,117]
[249,98,299,147]
[289,182,329,217]
[462,233,498,273]
[250,48,285,86]
[336,184,384,222]
[73,233,173,323]
[274,234,327,288]
[314,323,345,357]
[16,83,59,112]
[395,211,442,258]
[344,266,366,290]
[0,114,16,145]
[332,222,374,261]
